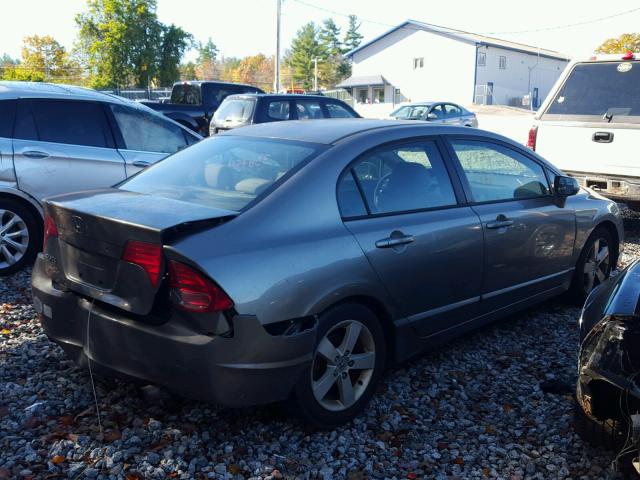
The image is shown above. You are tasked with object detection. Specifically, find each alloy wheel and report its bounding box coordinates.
[0,209,29,269]
[583,237,610,293]
[311,320,376,412]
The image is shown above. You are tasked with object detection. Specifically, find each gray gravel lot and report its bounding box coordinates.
[2,222,639,479]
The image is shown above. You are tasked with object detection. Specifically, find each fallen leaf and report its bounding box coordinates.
[125,473,142,480]
[51,455,66,464]
[0,329,10,335]
[58,415,74,426]
[485,425,497,435]
[483,467,491,476]
[454,456,465,466]
[407,474,418,479]
[503,403,513,413]
[74,406,94,421]
[103,430,122,442]
[228,465,242,474]
[437,441,449,450]
[0,468,10,479]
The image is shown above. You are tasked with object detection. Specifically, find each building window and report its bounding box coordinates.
[356,88,369,104]
[499,56,507,69]
[477,52,486,67]
[372,87,385,103]
[413,57,424,69]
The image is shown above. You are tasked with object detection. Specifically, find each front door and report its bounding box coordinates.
[12,100,126,202]
[447,138,576,312]
[337,139,484,337]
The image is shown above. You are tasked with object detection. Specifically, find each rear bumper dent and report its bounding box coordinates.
[32,256,316,407]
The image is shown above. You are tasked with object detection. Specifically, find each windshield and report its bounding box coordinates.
[391,105,430,120]
[542,61,640,123]
[170,84,202,105]
[213,99,255,123]
[120,136,323,211]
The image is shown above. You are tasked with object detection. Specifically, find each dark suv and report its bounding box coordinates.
[209,94,359,134]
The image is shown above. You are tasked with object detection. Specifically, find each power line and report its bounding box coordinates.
[292,0,640,36]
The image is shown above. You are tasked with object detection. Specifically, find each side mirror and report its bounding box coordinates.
[554,175,580,197]
[426,113,438,120]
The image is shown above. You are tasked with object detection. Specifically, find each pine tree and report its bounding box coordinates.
[319,18,344,87]
[286,22,324,90]
[343,15,364,52]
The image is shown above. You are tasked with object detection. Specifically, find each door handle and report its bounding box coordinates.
[375,234,415,248]
[486,215,514,229]
[132,160,151,168]
[592,131,613,143]
[23,150,50,159]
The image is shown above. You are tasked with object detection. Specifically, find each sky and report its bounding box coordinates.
[1,0,639,62]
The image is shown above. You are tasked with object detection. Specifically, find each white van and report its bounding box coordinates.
[528,52,639,206]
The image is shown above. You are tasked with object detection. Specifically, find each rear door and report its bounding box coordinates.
[337,138,484,337]
[12,99,126,201]
[0,100,16,182]
[443,104,465,125]
[323,100,358,118]
[108,103,194,176]
[536,60,640,177]
[447,137,576,313]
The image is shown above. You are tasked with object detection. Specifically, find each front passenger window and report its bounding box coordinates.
[451,140,550,202]
[338,141,457,216]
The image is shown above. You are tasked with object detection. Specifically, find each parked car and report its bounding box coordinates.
[33,119,622,426]
[528,52,640,208]
[390,102,478,127]
[0,81,201,275]
[209,94,359,134]
[142,81,264,136]
[575,259,640,476]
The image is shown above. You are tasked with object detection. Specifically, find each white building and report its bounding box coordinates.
[337,20,570,117]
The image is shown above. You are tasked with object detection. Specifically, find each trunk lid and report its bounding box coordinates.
[45,189,236,315]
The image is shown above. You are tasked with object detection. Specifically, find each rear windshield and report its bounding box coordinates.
[120,136,323,211]
[542,61,640,123]
[170,84,202,105]
[213,99,255,123]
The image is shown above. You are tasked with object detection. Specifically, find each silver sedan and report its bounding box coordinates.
[390,101,478,127]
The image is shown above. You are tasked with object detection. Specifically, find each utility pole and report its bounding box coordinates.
[313,57,319,91]
[274,0,281,93]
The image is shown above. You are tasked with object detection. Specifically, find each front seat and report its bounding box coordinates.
[375,162,434,213]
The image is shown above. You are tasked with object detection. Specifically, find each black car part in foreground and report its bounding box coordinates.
[576,259,640,477]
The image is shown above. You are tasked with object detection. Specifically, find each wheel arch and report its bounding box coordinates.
[0,190,43,223]
[593,220,620,268]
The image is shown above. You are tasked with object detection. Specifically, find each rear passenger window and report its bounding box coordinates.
[296,100,323,119]
[30,100,111,148]
[444,104,462,117]
[325,102,356,118]
[13,101,37,141]
[451,140,550,202]
[267,101,290,120]
[0,100,16,138]
[338,141,457,216]
[110,104,188,154]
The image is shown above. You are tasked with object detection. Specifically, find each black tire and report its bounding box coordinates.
[0,198,41,276]
[570,226,614,303]
[291,303,386,428]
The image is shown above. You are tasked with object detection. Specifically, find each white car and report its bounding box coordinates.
[390,102,478,127]
[528,52,639,207]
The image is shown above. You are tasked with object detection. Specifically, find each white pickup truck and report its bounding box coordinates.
[528,52,639,207]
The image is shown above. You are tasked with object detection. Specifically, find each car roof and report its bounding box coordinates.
[222,118,492,145]
[225,93,329,101]
[173,80,258,88]
[0,81,131,104]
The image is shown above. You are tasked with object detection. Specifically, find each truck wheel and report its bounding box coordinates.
[291,303,386,428]
[0,198,41,276]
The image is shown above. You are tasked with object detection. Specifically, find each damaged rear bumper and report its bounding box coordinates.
[31,255,317,407]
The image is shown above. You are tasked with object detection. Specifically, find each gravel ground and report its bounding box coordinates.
[2,221,640,480]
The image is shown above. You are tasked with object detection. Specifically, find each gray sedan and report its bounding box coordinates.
[32,119,622,426]
[390,101,478,127]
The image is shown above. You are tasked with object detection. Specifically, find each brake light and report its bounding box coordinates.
[122,241,162,287]
[527,125,538,150]
[168,260,233,313]
[622,51,635,60]
[43,214,59,248]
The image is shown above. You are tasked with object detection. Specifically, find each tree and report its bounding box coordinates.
[343,14,363,52]
[2,36,76,82]
[196,38,219,79]
[286,22,325,90]
[76,0,191,88]
[158,25,193,85]
[318,18,345,86]
[596,33,640,54]
[0,54,19,80]
[179,61,197,80]
[236,54,274,91]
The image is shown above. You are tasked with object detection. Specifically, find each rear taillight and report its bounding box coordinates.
[122,241,162,287]
[527,125,538,150]
[168,260,233,313]
[43,214,59,248]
